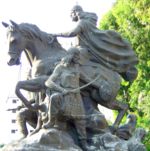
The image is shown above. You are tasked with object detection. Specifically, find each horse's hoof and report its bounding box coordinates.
[109,125,117,134]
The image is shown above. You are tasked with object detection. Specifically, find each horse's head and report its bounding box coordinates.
[2,20,26,66]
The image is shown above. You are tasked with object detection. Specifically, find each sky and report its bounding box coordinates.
[0,0,116,143]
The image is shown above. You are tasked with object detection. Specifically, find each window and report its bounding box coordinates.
[11,129,16,134]
[12,99,17,103]
[11,119,16,123]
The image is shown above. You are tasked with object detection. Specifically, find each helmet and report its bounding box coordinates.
[71,5,83,12]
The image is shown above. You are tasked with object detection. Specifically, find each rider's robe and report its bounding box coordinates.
[62,12,138,82]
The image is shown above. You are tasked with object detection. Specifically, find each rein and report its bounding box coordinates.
[24,49,32,67]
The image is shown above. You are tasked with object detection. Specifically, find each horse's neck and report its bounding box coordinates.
[25,40,66,65]
[25,41,47,60]
[24,42,35,65]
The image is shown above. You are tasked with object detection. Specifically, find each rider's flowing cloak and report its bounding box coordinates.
[75,12,138,82]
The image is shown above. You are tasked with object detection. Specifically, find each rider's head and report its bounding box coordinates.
[71,5,83,12]
[70,5,83,22]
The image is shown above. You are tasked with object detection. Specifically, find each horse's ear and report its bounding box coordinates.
[9,20,18,27]
[2,22,9,28]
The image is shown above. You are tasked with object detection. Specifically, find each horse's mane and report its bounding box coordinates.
[17,23,62,48]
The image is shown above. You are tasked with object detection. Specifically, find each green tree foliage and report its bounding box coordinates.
[99,0,150,148]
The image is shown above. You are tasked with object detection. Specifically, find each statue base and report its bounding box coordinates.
[1,128,147,151]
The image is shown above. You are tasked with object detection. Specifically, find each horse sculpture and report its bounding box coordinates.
[2,20,67,108]
[2,20,129,131]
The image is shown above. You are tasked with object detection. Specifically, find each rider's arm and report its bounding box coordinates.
[54,22,83,38]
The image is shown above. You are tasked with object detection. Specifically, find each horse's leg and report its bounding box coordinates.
[98,100,128,134]
[15,76,48,110]
[107,100,128,128]
[91,89,128,129]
